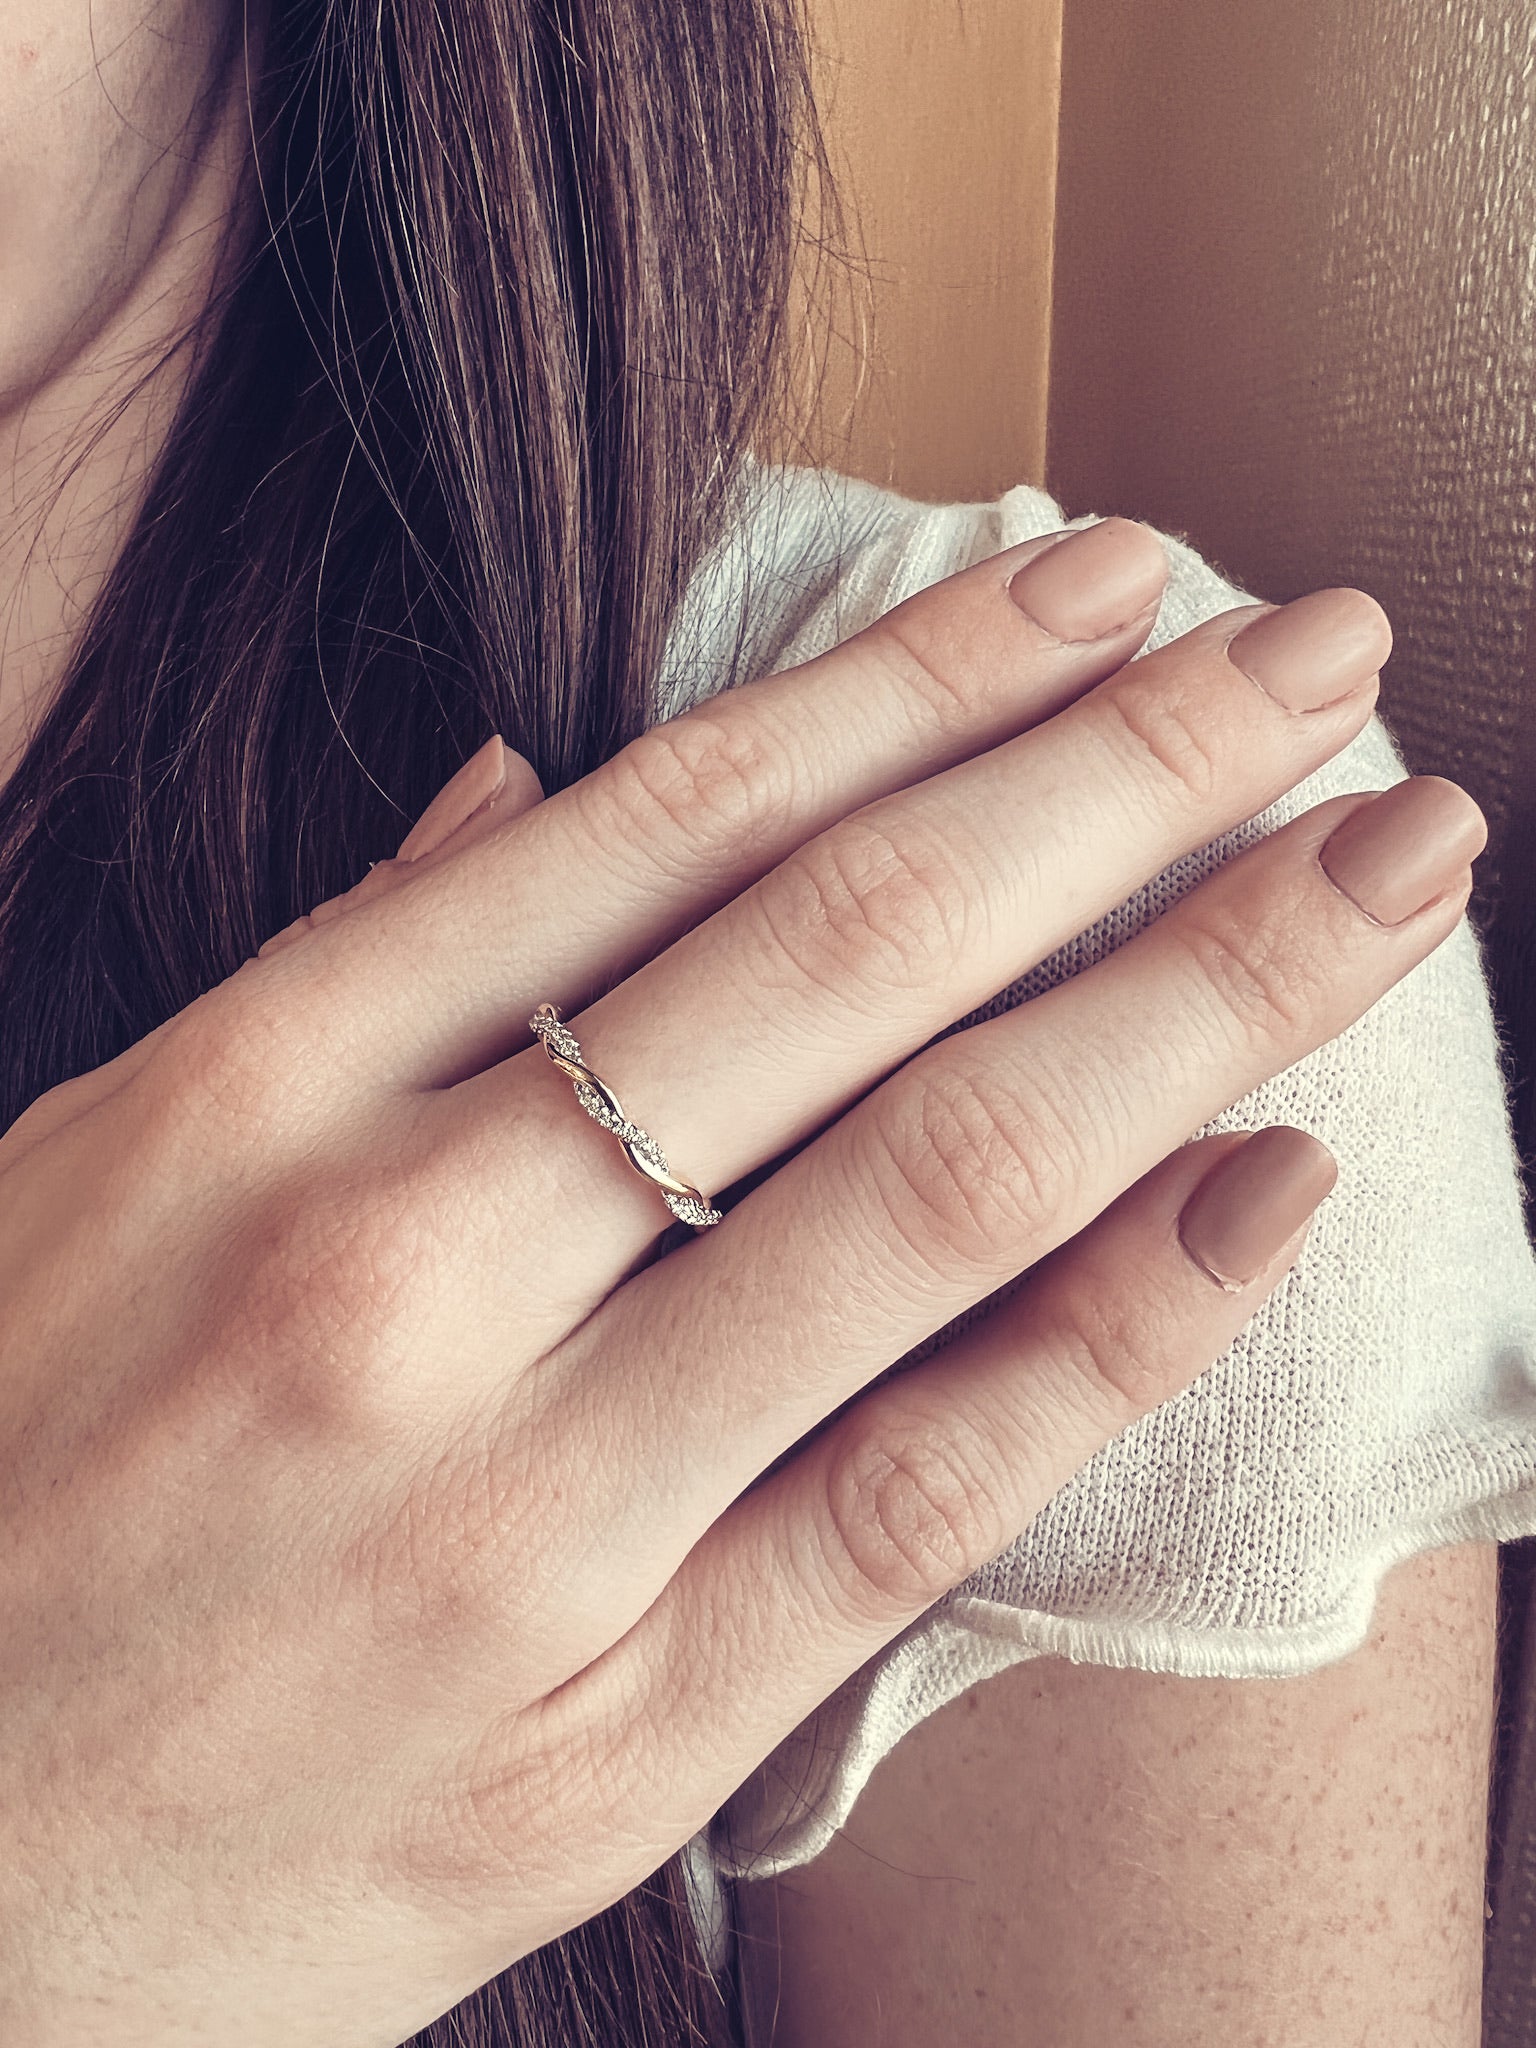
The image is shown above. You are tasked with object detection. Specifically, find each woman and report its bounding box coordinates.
[0,3,1529,2045]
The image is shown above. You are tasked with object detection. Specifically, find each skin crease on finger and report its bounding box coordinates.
[0,1,250,790]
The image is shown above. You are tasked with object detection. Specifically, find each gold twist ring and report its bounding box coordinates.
[528,1003,723,1229]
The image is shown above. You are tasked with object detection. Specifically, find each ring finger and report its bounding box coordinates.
[443,586,1386,1315]
[534,775,1482,1601]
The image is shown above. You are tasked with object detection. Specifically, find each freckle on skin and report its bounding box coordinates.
[17,42,39,67]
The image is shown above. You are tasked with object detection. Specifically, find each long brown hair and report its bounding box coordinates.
[0,0,825,2039]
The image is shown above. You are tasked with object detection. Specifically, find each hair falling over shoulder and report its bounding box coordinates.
[0,0,829,2039]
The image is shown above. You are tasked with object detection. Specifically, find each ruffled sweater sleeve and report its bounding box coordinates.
[666,464,1536,1885]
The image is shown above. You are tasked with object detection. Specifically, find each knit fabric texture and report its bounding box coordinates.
[653,461,1536,1913]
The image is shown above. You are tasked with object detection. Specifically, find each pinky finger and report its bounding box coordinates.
[256,736,544,959]
[577,1124,1336,1848]
[9,742,550,1148]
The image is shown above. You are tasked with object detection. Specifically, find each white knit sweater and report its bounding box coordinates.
[658,461,1536,1954]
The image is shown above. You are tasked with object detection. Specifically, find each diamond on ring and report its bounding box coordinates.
[528,1002,724,1228]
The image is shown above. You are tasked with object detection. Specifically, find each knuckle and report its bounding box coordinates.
[412,1674,650,1907]
[213,1145,435,1429]
[156,945,396,1156]
[1174,898,1318,1055]
[1099,673,1223,810]
[823,1417,1008,1614]
[860,605,983,731]
[867,1063,1075,1278]
[1053,1275,1181,1425]
[759,817,974,1003]
[596,705,797,872]
[398,1720,577,1905]
[144,989,302,1152]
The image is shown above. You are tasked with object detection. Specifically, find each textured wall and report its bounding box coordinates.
[1047,0,1536,1184]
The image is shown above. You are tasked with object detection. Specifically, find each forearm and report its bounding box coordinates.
[737,1541,1495,2047]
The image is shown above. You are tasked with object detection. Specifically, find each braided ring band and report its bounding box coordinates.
[528,1003,724,1229]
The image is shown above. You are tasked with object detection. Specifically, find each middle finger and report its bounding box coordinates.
[445,585,1387,1310]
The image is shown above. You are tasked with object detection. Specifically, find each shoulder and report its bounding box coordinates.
[663,456,1261,708]
[659,459,1009,716]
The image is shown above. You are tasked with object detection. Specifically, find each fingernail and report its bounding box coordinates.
[1227,588,1391,712]
[396,735,509,861]
[1318,777,1487,926]
[1178,1127,1339,1293]
[1007,518,1167,643]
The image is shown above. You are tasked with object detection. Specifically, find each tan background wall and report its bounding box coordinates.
[783,0,1061,504]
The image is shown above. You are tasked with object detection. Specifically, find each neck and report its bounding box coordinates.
[0,70,250,789]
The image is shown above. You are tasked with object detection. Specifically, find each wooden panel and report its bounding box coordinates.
[776,0,1062,503]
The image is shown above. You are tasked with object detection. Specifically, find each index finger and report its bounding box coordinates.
[555,516,1171,959]
[247,520,1171,1089]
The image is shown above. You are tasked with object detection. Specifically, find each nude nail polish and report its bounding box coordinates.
[1178,1127,1339,1293]
[1317,778,1487,926]
[396,735,510,861]
[1227,588,1390,712]
[1006,519,1167,643]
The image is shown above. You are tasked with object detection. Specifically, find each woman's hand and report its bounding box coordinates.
[0,518,1484,2046]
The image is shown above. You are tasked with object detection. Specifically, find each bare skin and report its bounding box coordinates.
[0,8,1499,2046]
[0,1,248,785]
[736,1541,1494,2046]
